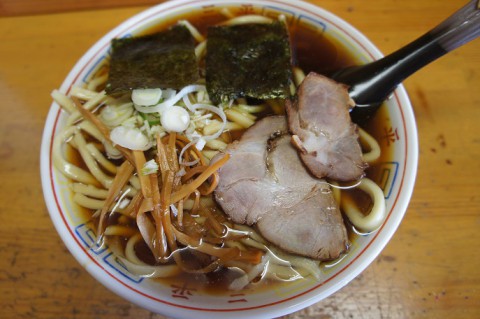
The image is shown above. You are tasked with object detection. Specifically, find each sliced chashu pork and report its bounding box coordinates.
[286,72,367,181]
[213,116,348,260]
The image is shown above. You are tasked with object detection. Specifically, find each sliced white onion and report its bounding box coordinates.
[131,88,162,106]
[178,140,200,167]
[134,85,206,114]
[176,104,226,166]
[190,103,227,140]
[195,137,206,151]
[182,94,194,111]
[162,88,176,100]
[118,198,131,209]
[100,103,134,128]
[103,140,123,159]
[110,126,151,151]
[170,204,178,217]
[101,105,119,121]
[161,106,190,132]
[176,167,186,177]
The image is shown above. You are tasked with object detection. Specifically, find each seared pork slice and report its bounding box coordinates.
[213,116,348,260]
[286,72,366,181]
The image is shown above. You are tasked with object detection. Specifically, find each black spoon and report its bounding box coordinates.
[332,0,480,124]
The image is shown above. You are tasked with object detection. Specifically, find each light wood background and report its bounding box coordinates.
[0,0,479,318]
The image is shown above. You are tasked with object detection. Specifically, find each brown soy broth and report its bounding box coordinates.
[70,8,393,296]
[290,24,362,76]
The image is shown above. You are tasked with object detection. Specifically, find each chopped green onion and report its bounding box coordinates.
[139,112,161,125]
[132,88,162,106]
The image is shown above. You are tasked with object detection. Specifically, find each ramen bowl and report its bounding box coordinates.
[40,0,418,318]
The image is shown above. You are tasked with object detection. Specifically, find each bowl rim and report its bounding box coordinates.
[40,0,418,318]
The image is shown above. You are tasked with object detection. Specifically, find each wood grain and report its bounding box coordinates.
[0,0,163,16]
[0,1,478,318]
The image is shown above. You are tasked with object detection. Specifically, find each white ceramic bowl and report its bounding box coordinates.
[40,0,418,318]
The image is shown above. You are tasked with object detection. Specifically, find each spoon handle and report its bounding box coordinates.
[334,0,480,122]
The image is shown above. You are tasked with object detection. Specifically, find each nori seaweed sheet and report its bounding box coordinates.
[105,24,198,95]
[206,21,292,104]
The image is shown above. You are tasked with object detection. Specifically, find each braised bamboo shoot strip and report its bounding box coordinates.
[181,165,206,181]
[160,170,192,269]
[203,208,226,236]
[176,199,184,227]
[149,173,169,261]
[160,170,176,251]
[132,150,153,199]
[167,132,180,173]
[189,190,201,215]
[71,96,135,164]
[138,197,153,213]
[136,209,158,261]
[166,133,182,190]
[181,165,219,196]
[199,172,219,195]
[156,134,170,183]
[96,160,135,239]
[168,134,207,166]
[171,153,230,203]
[123,191,143,218]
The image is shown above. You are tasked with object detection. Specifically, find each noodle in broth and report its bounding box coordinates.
[51,9,389,294]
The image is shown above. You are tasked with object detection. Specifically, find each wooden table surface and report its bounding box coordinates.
[1,0,479,318]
